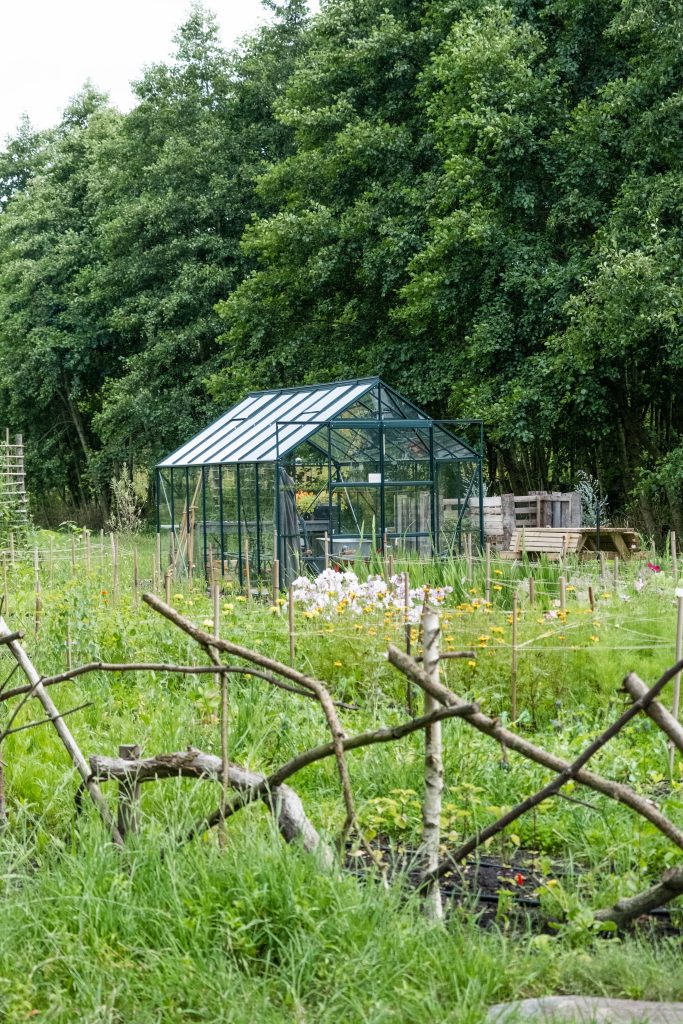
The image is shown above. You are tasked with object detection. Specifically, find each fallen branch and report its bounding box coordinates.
[623,672,683,756]
[595,867,683,927]
[90,748,333,867]
[388,644,683,857]
[143,593,359,843]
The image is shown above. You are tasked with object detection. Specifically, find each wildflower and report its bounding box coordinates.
[467,659,477,668]
[493,584,502,592]
[491,626,504,634]
[647,562,661,573]
[494,569,503,576]
[269,605,279,613]
[174,593,183,601]
[334,661,342,668]
[445,635,454,643]
[515,873,525,887]
[600,592,611,600]
[101,590,108,596]
[566,585,575,593]
[236,596,246,602]
[202,619,214,628]
[478,635,490,643]
[469,588,478,595]
[590,635,599,643]
[223,603,234,612]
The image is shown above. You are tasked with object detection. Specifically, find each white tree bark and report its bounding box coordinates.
[420,606,443,919]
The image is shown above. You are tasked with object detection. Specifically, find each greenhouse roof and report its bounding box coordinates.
[158,377,479,467]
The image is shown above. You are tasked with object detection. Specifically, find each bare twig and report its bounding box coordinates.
[388,644,683,856]
[2,702,92,739]
[0,662,358,710]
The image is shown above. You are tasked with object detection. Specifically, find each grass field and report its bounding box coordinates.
[0,531,682,1022]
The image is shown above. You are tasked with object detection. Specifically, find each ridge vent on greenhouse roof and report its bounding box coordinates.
[158,377,477,467]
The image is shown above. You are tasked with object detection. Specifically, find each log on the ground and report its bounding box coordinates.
[487,996,683,1022]
[89,748,333,866]
[595,866,683,927]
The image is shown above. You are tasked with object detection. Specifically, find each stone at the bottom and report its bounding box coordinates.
[486,997,683,1023]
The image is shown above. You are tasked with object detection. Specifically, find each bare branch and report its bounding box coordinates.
[2,702,92,739]
[185,702,479,839]
[388,644,683,857]
[623,672,683,756]
[143,593,359,843]
[0,662,357,710]
[90,749,334,867]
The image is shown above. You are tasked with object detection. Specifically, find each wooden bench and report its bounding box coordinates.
[505,528,584,560]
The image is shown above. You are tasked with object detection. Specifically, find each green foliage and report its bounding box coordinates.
[0,0,682,536]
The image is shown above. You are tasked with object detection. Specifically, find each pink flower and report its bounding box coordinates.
[647,562,661,573]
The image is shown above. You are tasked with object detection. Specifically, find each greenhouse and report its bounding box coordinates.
[156,378,484,588]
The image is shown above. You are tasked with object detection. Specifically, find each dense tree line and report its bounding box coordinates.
[0,0,681,534]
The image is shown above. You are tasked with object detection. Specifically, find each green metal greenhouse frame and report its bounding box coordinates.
[156,378,484,588]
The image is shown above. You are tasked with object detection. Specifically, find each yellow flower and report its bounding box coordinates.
[174,593,184,601]
[478,635,490,643]
[491,627,504,635]
[269,605,279,613]
[493,584,502,592]
[601,593,611,600]
[334,660,342,668]
[467,659,477,668]
[202,619,214,628]
[223,603,234,611]
[566,585,575,593]
[590,635,599,643]
[469,588,478,595]
[236,596,247,602]
[494,569,503,576]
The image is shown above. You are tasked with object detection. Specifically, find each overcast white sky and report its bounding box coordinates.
[1,1,277,141]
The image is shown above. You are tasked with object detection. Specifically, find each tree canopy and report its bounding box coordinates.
[0,0,681,533]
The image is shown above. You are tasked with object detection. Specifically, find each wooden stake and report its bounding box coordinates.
[421,605,443,920]
[288,585,296,666]
[33,547,41,638]
[110,533,118,602]
[272,558,280,597]
[2,554,8,617]
[164,568,172,606]
[599,551,606,581]
[323,531,330,571]
[669,590,683,778]
[529,575,535,606]
[485,542,491,603]
[559,575,566,612]
[244,535,251,600]
[155,532,161,591]
[117,743,141,839]
[214,583,229,847]
[588,585,595,613]
[511,590,518,721]
[672,532,678,583]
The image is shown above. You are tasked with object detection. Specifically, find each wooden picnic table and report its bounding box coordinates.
[575,527,641,558]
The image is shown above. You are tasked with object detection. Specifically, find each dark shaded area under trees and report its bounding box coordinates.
[0,0,681,536]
